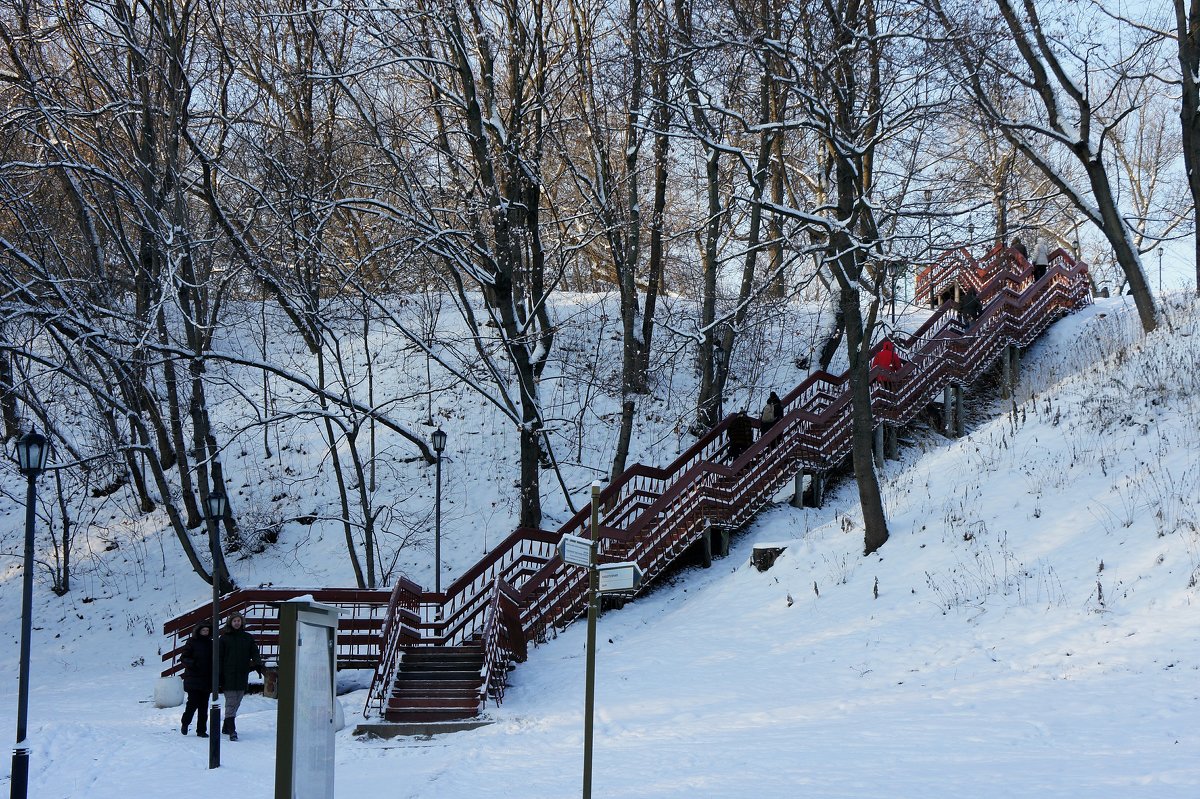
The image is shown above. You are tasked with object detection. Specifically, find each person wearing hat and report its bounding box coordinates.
[179,622,213,737]
[219,612,263,741]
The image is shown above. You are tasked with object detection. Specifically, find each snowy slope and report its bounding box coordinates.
[1,294,1198,798]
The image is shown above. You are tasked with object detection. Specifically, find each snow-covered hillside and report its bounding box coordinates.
[1,294,1198,798]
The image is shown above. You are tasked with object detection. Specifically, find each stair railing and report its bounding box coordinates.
[478,576,527,709]
[161,587,394,677]
[358,244,1091,718]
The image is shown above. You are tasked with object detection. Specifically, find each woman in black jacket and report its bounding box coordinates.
[179,622,213,737]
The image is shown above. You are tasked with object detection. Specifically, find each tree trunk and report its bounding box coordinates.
[1175,0,1200,295]
[0,350,20,441]
[695,148,724,430]
[317,349,366,588]
[841,287,889,555]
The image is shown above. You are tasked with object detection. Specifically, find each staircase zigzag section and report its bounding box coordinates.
[160,244,1092,724]
[363,243,1091,721]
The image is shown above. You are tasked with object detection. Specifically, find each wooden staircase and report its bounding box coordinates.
[163,242,1095,731]
[359,243,1094,726]
[384,645,486,723]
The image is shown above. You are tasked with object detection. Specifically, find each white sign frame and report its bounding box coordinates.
[559,534,594,568]
[597,562,642,593]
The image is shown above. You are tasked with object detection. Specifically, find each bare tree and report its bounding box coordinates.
[931,0,1159,331]
[559,0,673,476]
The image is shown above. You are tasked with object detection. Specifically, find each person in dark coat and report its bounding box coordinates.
[1010,237,1028,260]
[219,612,263,741]
[727,411,753,461]
[179,622,213,737]
[958,286,983,323]
[760,391,784,437]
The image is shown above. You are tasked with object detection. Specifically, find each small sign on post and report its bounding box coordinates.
[559,533,594,568]
[597,562,642,594]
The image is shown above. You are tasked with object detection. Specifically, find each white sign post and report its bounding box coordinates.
[561,484,645,799]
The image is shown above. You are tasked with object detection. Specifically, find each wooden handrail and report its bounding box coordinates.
[160,244,1086,718]
[160,587,396,677]
[403,248,1091,697]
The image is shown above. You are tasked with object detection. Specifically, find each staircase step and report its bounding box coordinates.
[398,667,482,676]
[392,688,480,700]
[392,679,481,692]
[399,659,483,670]
[386,697,481,710]
[382,707,482,724]
[401,646,482,658]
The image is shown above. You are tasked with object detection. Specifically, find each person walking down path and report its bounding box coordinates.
[760,391,784,437]
[219,612,263,741]
[179,622,213,738]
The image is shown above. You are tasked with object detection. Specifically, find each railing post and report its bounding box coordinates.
[884,424,899,460]
[1001,348,1012,399]
[942,385,954,436]
[808,471,825,508]
[790,471,805,508]
[954,384,965,438]
[714,526,730,557]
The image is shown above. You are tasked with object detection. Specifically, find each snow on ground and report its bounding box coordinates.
[2,294,1199,798]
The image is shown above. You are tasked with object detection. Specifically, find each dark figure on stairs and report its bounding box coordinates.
[180,622,213,738]
[727,412,754,462]
[220,612,263,741]
[760,391,784,437]
[1010,237,1028,261]
[958,286,983,324]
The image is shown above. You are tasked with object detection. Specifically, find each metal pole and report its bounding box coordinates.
[582,482,601,799]
[435,448,443,595]
[1158,247,1163,294]
[10,473,37,799]
[208,514,221,769]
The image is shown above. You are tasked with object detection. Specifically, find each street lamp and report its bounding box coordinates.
[205,487,227,769]
[431,429,447,596]
[11,430,49,799]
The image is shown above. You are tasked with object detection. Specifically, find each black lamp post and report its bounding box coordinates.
[205,487,227,769]
[431,429,447,596]
[11,430,49,799]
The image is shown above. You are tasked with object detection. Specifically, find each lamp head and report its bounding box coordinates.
[206,488,227,521]
[432,428,447,453]
[16,430,49,476]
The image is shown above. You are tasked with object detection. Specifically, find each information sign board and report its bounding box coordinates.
[597,562,642,593]
[559,534,594,568]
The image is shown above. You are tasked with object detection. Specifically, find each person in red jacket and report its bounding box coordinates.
[872,340,903,384]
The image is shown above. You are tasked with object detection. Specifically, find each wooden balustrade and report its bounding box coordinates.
[165,244,1090,719]
[160,587,399,677]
